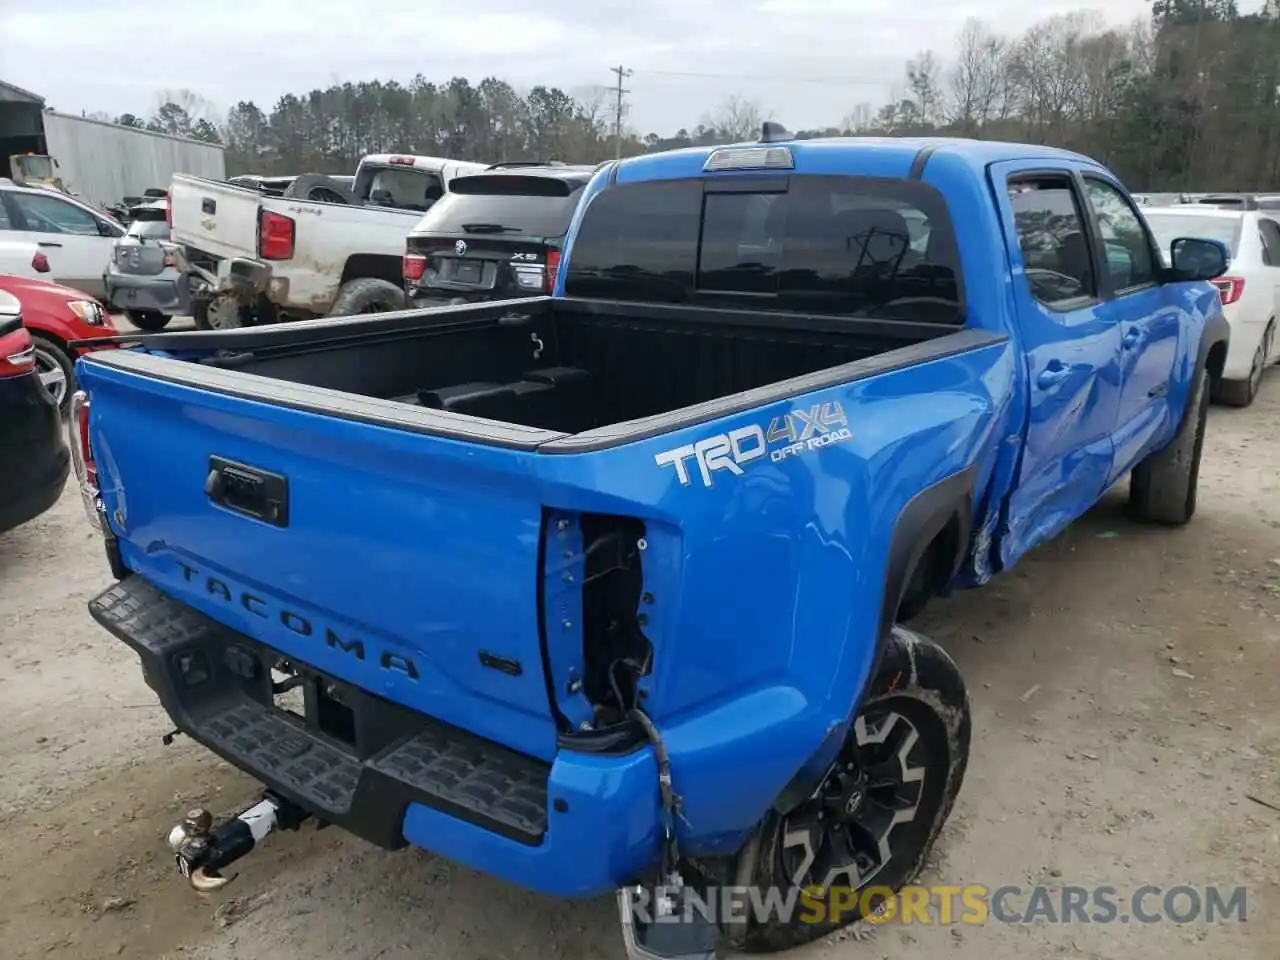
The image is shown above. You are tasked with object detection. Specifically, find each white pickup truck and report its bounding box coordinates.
[168,154,487,328]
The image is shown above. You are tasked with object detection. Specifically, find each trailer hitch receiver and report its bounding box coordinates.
[167,794,307,893]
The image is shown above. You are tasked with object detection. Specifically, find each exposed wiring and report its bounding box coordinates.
[629,706,683,876]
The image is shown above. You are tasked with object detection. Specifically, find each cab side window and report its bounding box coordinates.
[1081,178,1158,292]
[1008,176,1097,308]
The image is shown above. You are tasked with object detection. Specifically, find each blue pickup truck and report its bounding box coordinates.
[72,131,1228,957]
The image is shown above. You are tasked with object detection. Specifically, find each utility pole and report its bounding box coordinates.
[610,65,632,161]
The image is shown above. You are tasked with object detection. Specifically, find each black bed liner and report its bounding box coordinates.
[77,297,1008,453]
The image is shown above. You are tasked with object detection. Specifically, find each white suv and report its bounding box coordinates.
[1141,205,1280,407]
[0,180,123,299]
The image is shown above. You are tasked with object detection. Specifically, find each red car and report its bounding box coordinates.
[0,274,117,414]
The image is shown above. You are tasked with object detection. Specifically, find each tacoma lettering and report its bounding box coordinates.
[174,560,409,677]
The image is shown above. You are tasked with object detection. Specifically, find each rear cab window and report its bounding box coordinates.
[563,174,964,324]
[414,174,588,240]
[352,164,442,213]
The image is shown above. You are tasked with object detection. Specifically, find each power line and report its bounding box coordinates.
[610,65,633,160]
[631,67,877,88]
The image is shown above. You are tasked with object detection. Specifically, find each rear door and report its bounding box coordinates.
[1078,174,1181,479]
[991,164,1122,565]
[2,189,118,298]
[406,174,584,301]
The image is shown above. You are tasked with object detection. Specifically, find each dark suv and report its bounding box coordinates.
[0,289,69,536]
[402,162,597,306]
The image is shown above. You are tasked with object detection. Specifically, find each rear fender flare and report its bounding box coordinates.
[770,463,978,816]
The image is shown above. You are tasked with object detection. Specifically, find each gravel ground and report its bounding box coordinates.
[0,361,1277,960]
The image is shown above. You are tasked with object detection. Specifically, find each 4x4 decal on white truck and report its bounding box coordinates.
[655,401,852,488]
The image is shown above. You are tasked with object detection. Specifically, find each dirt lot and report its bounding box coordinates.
[1,372,1277,960]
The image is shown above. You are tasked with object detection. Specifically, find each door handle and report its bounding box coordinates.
[38,241,63,248]
[1037,363,1070,389]
[1121,327,1142,349]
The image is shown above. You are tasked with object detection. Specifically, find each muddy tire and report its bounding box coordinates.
[125,310,170,332]
[327,277,407,318]
[1130,368,1209,525]
[731,626,971,953]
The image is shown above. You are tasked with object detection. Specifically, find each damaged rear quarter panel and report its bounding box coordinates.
[528,337,1014,851]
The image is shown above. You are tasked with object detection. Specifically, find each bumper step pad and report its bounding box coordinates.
[89,576,551,847]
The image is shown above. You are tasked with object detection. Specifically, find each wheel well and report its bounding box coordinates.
[29,329,69,352]
[339,254,402,287]
[897,513,964,620]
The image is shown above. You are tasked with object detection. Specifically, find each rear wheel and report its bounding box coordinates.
[731,626,970,952]
[125,309,171,332]
[193,295,251,331]
[30,332,75,415]
[327,277,407,317]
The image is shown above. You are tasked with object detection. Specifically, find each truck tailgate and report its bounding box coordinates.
[78,357,562,762]
[169,175,262,261]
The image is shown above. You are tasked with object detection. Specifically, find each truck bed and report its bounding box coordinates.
[98,297,985,449]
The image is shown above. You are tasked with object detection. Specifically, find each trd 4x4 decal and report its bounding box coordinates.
[655,401,852,488]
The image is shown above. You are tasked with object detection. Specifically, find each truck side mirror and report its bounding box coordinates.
[1169,237,1228,281]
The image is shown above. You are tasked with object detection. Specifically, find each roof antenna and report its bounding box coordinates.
[759,121,791,144]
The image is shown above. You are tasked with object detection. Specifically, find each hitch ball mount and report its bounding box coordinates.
[167,793,309,893]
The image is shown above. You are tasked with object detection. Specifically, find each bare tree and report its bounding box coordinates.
[947,20,1013,132]
[153,89,220,125]
[702,94,767,141]
[906,51,946,126]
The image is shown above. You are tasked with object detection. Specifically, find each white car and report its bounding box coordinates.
[0,180,124,299]
[0,238,52,279]
[1141,205,1280,407]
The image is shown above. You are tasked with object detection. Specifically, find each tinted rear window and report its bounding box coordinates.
[563,175,963,323]
[415,176,586,239]
[126,219,169,239]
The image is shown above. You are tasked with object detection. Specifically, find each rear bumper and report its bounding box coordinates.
[1222,309,1270,380]
[106,270,188,315]
[89,576,663,898]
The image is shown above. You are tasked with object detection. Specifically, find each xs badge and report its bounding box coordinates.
[655,401,852,489]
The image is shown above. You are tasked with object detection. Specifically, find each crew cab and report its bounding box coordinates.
[73,133,1230,958]
[169,154,488,329]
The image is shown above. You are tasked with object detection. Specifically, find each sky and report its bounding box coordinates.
[5,0,1163,135]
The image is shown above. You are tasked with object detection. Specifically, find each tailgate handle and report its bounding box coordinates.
[201,198,216,214]
[205,456,288,527]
